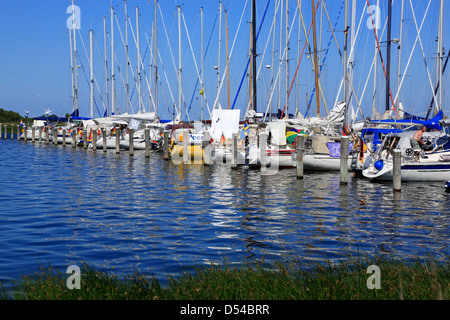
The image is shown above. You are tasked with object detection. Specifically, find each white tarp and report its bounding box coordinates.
[210,109,241,141]
[268,121,287,146]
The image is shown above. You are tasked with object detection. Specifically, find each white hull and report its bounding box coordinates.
[303,154,352,171]
[363,160,450,181]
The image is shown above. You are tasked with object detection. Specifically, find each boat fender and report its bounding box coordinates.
[374,160,384,171]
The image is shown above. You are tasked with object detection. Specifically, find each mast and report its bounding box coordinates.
[251,0,257,113]
[312,0,321,117]
[201,6,204,118]
[125,0,130,114]
[217,2,223,102]
[90,30,94,118]
[69,23,75,113]
[111,6,116,116]
[372,0,379,119]
[154,0,158,117]
[396,0,404,108]
[343,0,350,129]
[226,10,231,110]
[104,17,109,117]
[284,0,289,118]
[178,6,182,120]
[72,1,79,116]
[386,0,392,112]
[438,0,444,113]
[136,6,142,114]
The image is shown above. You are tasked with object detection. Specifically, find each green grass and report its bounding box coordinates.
[1,257,448,300]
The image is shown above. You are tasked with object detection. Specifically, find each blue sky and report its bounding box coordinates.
[0,0,448,121]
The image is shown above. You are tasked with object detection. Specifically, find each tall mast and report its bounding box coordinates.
[125,0,130,114]
[154,0,158,117]
[372,0,379,119]
[90,29,94,118]
[69,23,75,113]
[217,2,223,102]
[284,0,289,118]
[343,0,350,129]
[396,0,404,108]
[438,0,444,113]
[72,1,79,115]
[104,17,109,117]
[251,0,257,113]
[111,6,116,116]
[201,7,204,119]
[312,0,320,117]
[225,10,231,110]
[178,6,182,120]
[136,6,142,114]
[385,0,392,112]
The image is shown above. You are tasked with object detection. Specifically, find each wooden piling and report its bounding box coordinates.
[115,127,120,154]
[163,130,170,160]
[340,136,349,184]
[16,125,19,141]
[297,134,305,179]
[32,127,36,143]
[53,128,58,145]
[102,129,107,153]
[393,149,401,192]
[92,130,97,151]
[231,133,238,169]
[83,130,87,149]
[182,131,188,164]
[260,133,267,173]
[46,127,50,145]
[24,126,28,142]
[0,123,2,140]
[62,129,66,147]
[203,131,212,166]
[4,125,7,140]
[39,127,42,142]
[129,129,134,157]
[145,129,150,158]
[72,129,76,148]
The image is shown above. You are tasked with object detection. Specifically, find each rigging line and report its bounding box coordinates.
[181,11,212,120]
[186,9,219,120]
[303,0,344,119]
[244,0,282,120]
[76,30,104,117]
[212,0,249,111]
[279,0,319,119]
[366,0,399,119]
[231,0,272,111]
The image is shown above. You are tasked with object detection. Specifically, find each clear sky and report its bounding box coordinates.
[0,0,448,121]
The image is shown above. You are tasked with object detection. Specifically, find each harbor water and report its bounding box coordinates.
[0,138,448,288]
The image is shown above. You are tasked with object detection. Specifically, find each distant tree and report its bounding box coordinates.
[0,108,22,123]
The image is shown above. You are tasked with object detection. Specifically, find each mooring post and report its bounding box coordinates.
[115,127,120,154]
[92,129,97,151]
[83,130,87,149]
[0,123,2,140]
[182,131,188,164]
[129,129,134,157]
[145,128,150,158]
[231,133,238,170]
[32,127,36,143]
[297,134,305,179]
[72,129,76,148]
[4,125,7,140]
[24,126,28,142]
[260,132,267,173]
[62,129,66,147]
[102,129,107,153]
[16,125,19,141]
[203,131,212,166]
[393,149,401,192]
[39,127,42,143]
[163,130,170,161]
[54,128,58,146]
[340,136,349,184]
